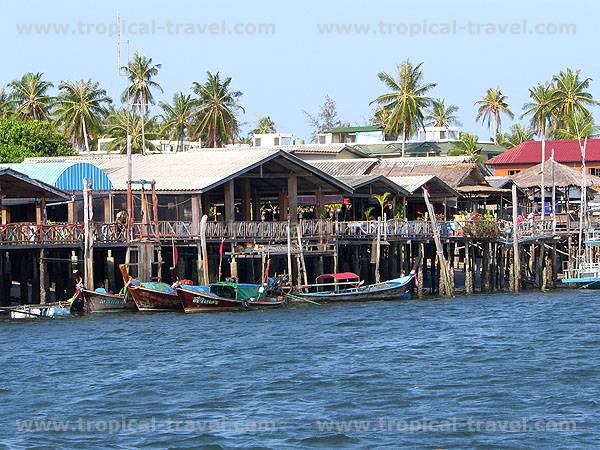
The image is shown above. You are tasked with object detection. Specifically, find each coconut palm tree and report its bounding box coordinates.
[448,132,483,161]
[105,107,157,154]
[550,68,598,133]
[370,59,436,156]
[521,83,553,138]
[253,116,276,134]
[159,92,196,152]
[475,88,514,143]
[425,98,461,128]
[192,71,244,148]
[54,80,111,152]
[8,72,54,120]
[500,124,535,149]
[121,52,162,154]
[554,111,599,139]
[0,88,13,119]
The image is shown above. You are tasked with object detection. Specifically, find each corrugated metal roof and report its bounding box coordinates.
[387,175,458,196]
[1,162,112,191]
[335,175,410,195]
[307,159,379,176]
[486,139,600,165]
[24,149,353,193]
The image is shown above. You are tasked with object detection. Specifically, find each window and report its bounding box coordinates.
[590,168,600,177]
[274,137,280,146]
[508,170,521,175]
[254,138,261,146]
[318,135,326,144]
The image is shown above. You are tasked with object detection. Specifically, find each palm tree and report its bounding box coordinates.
[372,192,391,218]
[8,72,54,120]
[371,59,436,156]
[253,116,276,134]
[0,88,13,119]
[192,71,244,148]
[554,111,599,139]
[121,52,162,154]
[550,68,598,133]
[500,124,535,149]
[425,98,461,128]
[475,88,514,143]
[521,83,553,138]
[448,132,483,161]
[105,108,157,154]
[55,80,111,152]
[159,92,196,152]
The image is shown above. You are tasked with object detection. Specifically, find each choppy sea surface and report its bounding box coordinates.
[1,290,599,448]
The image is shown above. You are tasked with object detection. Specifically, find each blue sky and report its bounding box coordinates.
[1,0,598,142]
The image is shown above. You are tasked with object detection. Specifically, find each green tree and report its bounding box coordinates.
[105,108,157,154]
[371,192,392,218]
[475,87,514,143]
[550,68,598,134]
[448,132,483,161]
[159,92,196,152]
[192,71,244,148]
[521,83,553,138]
[0,88,13,119]
[121,52,162,154]
[371,59,436,156]
[8,72,54,120]
[425,98,461,128]
[498,124,535,149]
[55,79,111,152]
[253,116,276,134]
[0,118,73,163]
[304,95,346,142]
[554,111,599,139]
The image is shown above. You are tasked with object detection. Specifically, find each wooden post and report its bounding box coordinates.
[288,175,298,224]
[19,252,29,304]
[191,194,202,235]
[422,187,454,297]
[242,178,252,221]
[103,196,112,224]
[465,238,473,294]
[375,218,381,283]
[286,220,293,284]
[36,197,46,225]
[296,223,308,286]
[512,184,520,292]
[68,197,77,224]
[417,243,424,298]
[1,202,10,224]
[224,180,235,223]
[83,180,94,289]
[200,215,209,284]
[39,249,48,304]
[151,182,160,240]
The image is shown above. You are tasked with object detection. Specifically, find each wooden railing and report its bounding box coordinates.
[0,218,589,246]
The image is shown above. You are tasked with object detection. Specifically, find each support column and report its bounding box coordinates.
[315,190,325,220]
[278,192,288,221]
[103,195,112,224]
[36,197,46,225]
[241,178,252,221]
[288,175,298,224]
[224,180,235,223]
[19,253,29,304]
[39,249,48,304]
[252,189,261,221]
[106,249,115,293]
[191,194,202,235]
[1,203,10,224]
[68,198,78,224]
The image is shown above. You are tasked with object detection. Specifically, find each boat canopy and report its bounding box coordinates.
[316,272,360,282]
[210,282,262,300]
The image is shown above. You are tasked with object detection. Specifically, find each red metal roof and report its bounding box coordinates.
[486,139,600,165]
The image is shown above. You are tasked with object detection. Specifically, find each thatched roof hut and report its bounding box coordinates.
[512,160,600,189]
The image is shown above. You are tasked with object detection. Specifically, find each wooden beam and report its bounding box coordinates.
[288,175,298,224]
[191,194,202,235]
[242,178,252,221]
[36,197,46,225]
[67,198,77,224]
[224,180,235,223]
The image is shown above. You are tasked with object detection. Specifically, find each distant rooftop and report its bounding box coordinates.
[324,125,384,134]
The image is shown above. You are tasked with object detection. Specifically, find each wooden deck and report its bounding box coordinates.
[0,218,578,248]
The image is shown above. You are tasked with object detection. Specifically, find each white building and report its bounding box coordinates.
[411,126,461,142]
[252,133,301,147]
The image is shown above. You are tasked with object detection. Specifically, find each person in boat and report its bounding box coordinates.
[95,282,107,293]
[68,271,85,313]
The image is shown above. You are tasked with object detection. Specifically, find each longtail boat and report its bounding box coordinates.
[177,282,286,313]
[289,272,414,304]
[119,265,181,312]
[82,289,138,313]
[7,302,72,319]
